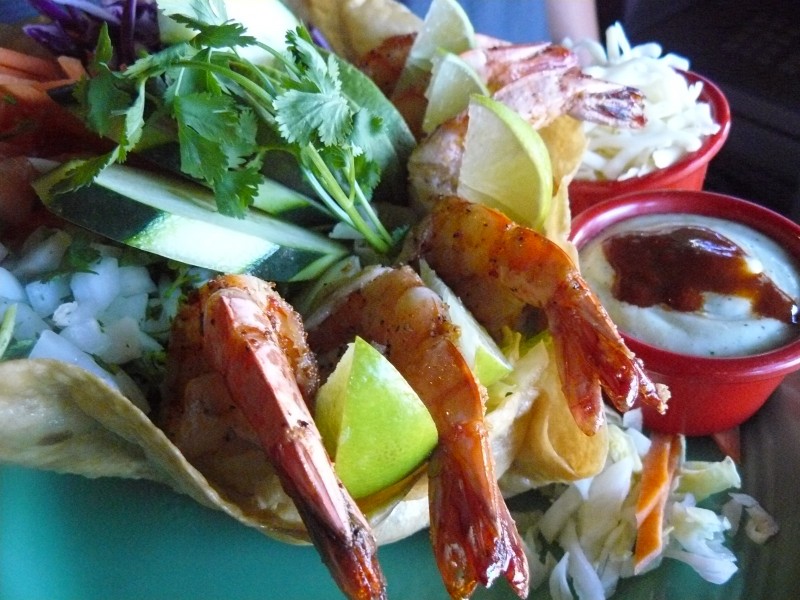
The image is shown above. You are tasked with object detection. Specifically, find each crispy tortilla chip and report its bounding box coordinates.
[501,342,609,492]
[539,115,587,260]
[539,115,587,191]
[284,0,422,62]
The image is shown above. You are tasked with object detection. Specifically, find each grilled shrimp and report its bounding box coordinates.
[306,265,529,600]
[402,197,668,436]
[407,42,646,212]
[161,274,386,600]
[358,32,508,139]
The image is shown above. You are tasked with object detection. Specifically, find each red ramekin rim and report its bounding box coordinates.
[570,190,800,380]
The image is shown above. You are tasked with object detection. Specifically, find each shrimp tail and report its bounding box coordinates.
[421,339,529,599]
[546,275,667,435]
[272,439,387,600]
[429,433,529,599]
[201,285,387,600]
[562,71,647,128]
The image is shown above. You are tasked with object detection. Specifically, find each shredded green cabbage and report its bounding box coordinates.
[517,407,768,598]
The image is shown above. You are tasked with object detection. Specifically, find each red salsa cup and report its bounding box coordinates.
[570,190,800,436]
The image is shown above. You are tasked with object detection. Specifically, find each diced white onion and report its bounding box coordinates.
[97,317,144,364]
[25,277,71,318]
[28,329,119,391]
[11,229,72,279]
[59,318,110,356]
[118,265,158,296]
[70,256,121,313]
[102,292,150,325]
[0,267,27,302]
[1,226,182,410]
[1,300,49,340]
[52,300,100,328]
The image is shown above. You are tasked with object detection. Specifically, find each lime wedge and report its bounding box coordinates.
[422,50,489,134]
[394,0,477,94]
[407,0,476,68]
[315,337,438,499]
[419,260,512,387]
[457,94,554,231]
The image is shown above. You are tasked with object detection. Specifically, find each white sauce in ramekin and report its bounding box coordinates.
[579,213,800,357]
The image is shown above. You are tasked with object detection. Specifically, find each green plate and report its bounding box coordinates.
[2,374,799,599]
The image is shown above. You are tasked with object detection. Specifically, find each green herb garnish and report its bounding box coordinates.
[0,304,17,360]
[59,15,413,258]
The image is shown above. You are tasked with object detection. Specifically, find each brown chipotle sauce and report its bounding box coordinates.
[602,225,799,325]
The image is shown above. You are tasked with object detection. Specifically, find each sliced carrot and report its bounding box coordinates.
[0,73,39,86]
[0,63,40,79]
[0,47,62,80]
[635,433,672,525]
[0,45,98,158]
[35,77,81,91]
[633,433,683,573]
[0,48,83,90]
[57,55,86,81]
[633,502,663,572]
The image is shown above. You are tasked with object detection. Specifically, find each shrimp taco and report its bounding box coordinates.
[0,0,666,598]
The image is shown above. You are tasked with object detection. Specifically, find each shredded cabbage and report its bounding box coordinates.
[565,23,721,182]
[724,493,780,544]
[517,407,773,598]
[677,457,742,502]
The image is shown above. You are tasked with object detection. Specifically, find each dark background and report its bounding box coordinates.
[618,0,800,220]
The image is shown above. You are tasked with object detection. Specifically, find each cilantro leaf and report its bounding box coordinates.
[190,20,257,50]
[49,152,121,196]
[273,89,352,147]
[214,167,263,216]
[174,93,241,174]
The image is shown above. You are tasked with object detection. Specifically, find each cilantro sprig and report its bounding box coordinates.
[0,304,17,360]
[66,17,412,256]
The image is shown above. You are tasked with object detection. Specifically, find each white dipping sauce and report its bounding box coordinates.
[579,214,800,357]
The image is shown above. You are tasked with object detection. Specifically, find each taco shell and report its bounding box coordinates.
[0,345,540,546]
[0,359,321,542]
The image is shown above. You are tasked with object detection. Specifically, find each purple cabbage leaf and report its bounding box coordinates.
[23,0,162,68]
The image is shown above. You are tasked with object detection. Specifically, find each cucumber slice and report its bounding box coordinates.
[32,161,348,282]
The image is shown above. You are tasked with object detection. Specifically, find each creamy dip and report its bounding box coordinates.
[579,213,800,357]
